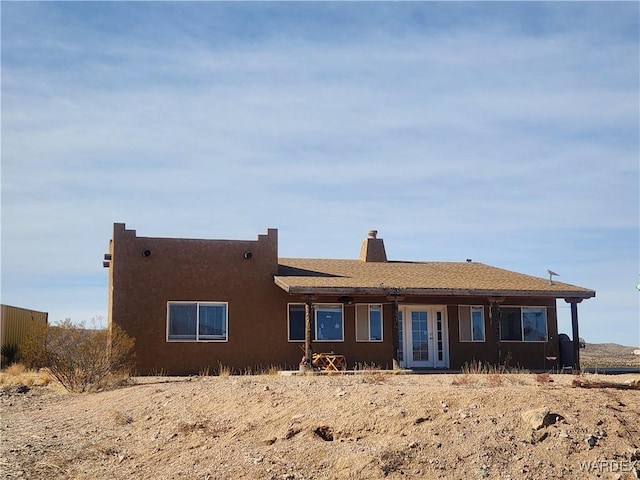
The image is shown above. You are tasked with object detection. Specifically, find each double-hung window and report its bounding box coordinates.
[500,306,547,342]
[356,304,383,342]
[167,302,228,342]
[459,306,485,342]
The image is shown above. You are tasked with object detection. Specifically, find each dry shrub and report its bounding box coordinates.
[19,322,49,369]
[461,358,529,376]
[354,362,385,383]
[113,411,133,426]
[5,363,27,376]
[37,369,53,385]
[254,364,281,376]
[535,373,553,384]
[0,366,53,387]
[178,420,210,434]
[22,376,35,387]
[360,372,387,384]
[355,362,380,371]
[461,360,491,374]
[506,375,527,385]
[217,362,232,377]
[266,365,280,376]
[21,320,135,393]
[451,374,476,386]
[379,449,407,476]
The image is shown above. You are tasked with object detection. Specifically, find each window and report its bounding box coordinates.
[167,302,227,341]
[287,303,344,342]
[459,306,485,342]
[522,307,547,341]
[315,304,344,341]
[288,303,309,342]
[356,304,383,342]
[500,306,547,342]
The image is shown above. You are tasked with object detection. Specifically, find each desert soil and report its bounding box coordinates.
[1,372,639,480]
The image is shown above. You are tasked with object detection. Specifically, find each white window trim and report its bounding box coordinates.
[314,303,344,342]
[287,302,307,343]
[166,301,228,343]
[500,306,548,343]
[355,304,384,342]
[458,305,485,343]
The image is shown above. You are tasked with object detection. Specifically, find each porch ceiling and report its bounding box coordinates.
[274,258,596,299]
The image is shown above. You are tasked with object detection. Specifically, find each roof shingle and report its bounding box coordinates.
[274,258,595,299]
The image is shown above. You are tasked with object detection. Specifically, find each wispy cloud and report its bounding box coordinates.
[2,2,638,343]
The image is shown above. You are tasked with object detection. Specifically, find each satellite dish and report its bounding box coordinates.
[547,269,559,284]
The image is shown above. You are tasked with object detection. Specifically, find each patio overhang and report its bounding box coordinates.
[273,276,596,300]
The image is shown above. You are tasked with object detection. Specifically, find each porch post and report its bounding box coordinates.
[565,298,583,371]
[302,295,314,371]
[391,296,399,370]
[488,297,505,366]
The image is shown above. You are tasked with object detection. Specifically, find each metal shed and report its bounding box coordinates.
[0,304,48,366]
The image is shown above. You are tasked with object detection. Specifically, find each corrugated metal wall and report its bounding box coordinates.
[1,304,48,347]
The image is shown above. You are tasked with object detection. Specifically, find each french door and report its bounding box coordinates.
[398,306,449,368]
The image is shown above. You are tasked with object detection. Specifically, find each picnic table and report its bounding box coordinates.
[312,353,346,371]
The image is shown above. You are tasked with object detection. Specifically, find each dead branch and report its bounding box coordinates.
[572,379,639,390]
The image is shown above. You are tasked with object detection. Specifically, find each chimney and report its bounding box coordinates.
[359,230,387,262]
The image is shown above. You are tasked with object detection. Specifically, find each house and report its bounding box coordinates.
[105,224,595,375]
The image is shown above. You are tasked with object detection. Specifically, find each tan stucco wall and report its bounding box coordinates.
[108,224,295,374]
[446,297,559,371]
[107,224,562,374]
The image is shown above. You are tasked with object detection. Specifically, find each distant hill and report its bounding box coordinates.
[581,342,640,368]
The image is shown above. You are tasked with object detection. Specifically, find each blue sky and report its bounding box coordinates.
[1,2,638,346]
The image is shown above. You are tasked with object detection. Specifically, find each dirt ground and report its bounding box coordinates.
[1,372,639,480]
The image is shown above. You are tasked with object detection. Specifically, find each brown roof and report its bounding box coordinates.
[274,258,595,299]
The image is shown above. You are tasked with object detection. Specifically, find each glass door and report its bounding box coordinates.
[399,306,449,368]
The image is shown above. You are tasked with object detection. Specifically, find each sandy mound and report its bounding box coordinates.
[1,373,639,479]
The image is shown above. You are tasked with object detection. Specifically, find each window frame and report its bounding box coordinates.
[458,305,486,343]
[286,303,345,342]
[287,303,310,342]
[355,304,384,342]
[314,303,344,342]
[499,306,548,343]
[166,301,228,342]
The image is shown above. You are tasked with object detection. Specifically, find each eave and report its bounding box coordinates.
[273,277,595,300]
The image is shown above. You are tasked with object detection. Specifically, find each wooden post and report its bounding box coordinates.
[385,291,404,370]
[391,296,399,370]
[302,295,314,371]
[566,298,583,372]
[488,297,505,366]
[494,302,501,365]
